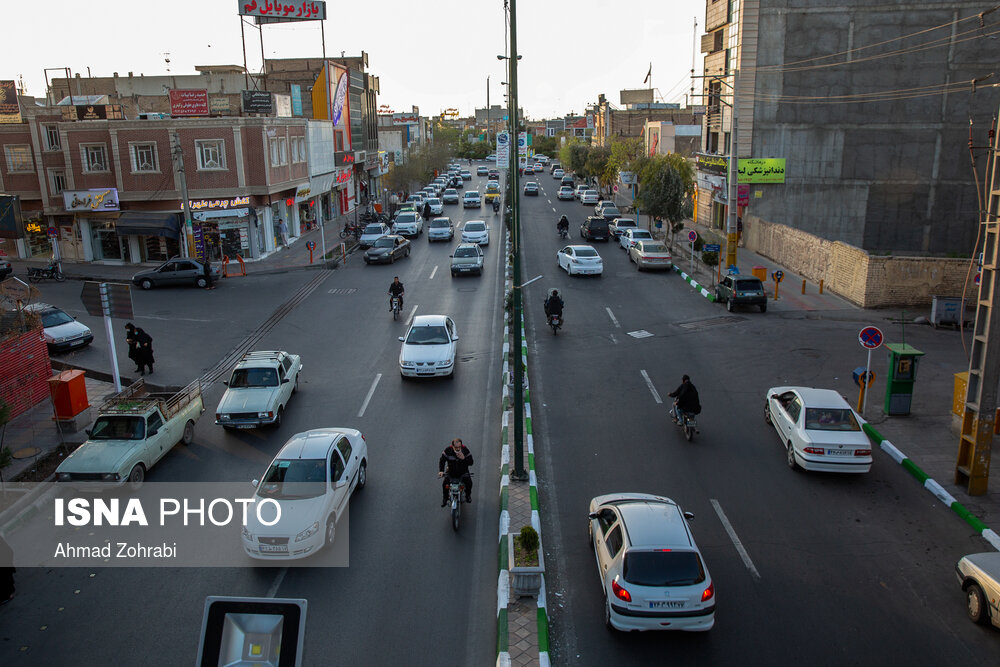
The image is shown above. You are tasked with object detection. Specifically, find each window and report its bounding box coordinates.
[130,142,158,172]
[44,125,61,151]
[605,525,624,557]
[146,411,164,435]
[334,130,344,152]
[4,145,33,173]
[336,438,353,464]
[291,137,306,163]
[49,169,66,195]
[80,143,108,172]
[269,137,288,166]
[195,139,225,170]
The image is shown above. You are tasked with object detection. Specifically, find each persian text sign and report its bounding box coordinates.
[239,0,326,20]
[738,158,786,184]
[0,80,22,124]
[186,196,251,211]
[63,189,120,212]
[169,89,209,116]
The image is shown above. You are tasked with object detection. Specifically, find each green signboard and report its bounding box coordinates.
[738,158,785,184]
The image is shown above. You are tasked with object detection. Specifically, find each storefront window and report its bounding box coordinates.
[218,218,250,259]
[144,236,179,262]
[91,221,126,260]
[23,216,49,257]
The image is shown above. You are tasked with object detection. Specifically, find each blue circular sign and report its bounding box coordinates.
[306,241,316,250]
[687,230,698,242]
[858,326,883,349]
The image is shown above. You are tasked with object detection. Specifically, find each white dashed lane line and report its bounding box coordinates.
[429,265,438,280]
[605,307,620,328]
[406,305,418,326]
[357,373,382,418]
[640,370,663,404]
[710,499,761,582]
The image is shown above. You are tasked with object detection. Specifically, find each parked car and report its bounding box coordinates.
[476,166,489,176]
[463,191,482,208]
[391,211,423,237]
[553,168,565,179]
[215,350,303,429]
[580,190,599,205]
[523,182,539,196]
[574,184,589,200]
[549,162,561,174]
[425,197,444,215]
[364,235,411,264]
[619,228,654,251]
[588,493,715,632]
[398,314,459,378]
[358,222,392,248]
[131,257,221,290]
[560,175,575,189]
[450,243,485,277]
[715,275,767,312]
[580,216,610,242]
[597,203,621,220]
[764,386,873,473]
[609,217,637,239]
[557,186,575,200]
[427,217,455,242]
[956,552,1000,629]
[629,240,673,271]
[0,258,11,279]
[557,245,603,276]
[57,380,204,488]
[441,189,460,205]
[24,302,94,352]
[242,427,367,560]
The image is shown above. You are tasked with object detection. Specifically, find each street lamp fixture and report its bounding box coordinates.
[496,55,522,60]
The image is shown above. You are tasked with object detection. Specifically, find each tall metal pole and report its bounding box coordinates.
[510,0,526,481]
[240,18,250,90]
[172,131,194,259]
[486,76,490,145]
[319,20,331,262]
[725,70,739,269]
[100,283,122,392]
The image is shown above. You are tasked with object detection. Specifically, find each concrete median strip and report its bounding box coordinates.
[862,422,1000,551]
[673,266,717,301]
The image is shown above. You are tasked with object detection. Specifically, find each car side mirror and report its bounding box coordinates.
[452,335,459,341]
[281,378,289,384]
[398,336,405,342]
[222,380,229,386]
[588,511,600,520]
[449,255,453,258]
[770,394,780,401]
[85,428,92,437]
[148,427,158,436]
[683,511,695,521]
[251,479,259,488]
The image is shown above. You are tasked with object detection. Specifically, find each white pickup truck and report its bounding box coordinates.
[56,379,204,489]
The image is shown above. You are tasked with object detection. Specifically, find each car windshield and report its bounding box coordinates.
[373,237,396,248]
[229,367,280,388]
[465,193,479,198]
[405,325,450,345]
[454,247,479,258]
[258,459,327,500]
[40,309,74,328]
[642,243,669,253]
[396,213,416,222]
[465,223,485,231]
[575,247,599,257]
[735,279,763,291]
[624,550,706,586]
[427,198,441,205]
[90,416,145,440]
[431,220,450,228]
[363,224,384,234]
[804,408,861,431]
[634,231,652,239]
[444,189,457,195]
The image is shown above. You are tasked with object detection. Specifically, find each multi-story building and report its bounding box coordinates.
[593,91,703,151]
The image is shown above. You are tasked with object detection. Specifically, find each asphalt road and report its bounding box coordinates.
[2,173,504,665]
[518,176,998,664]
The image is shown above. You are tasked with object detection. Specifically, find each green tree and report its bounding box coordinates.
[583,146,612,192]
[608,137,644,173]
[635,153,695,243]
[532,135,559,157]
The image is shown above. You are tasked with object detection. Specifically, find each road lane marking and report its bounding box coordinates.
[609,333,618,345]
[640,370,662,404]
[406,305,418,325]
[266,568,287,598]
[357,373,382,417]
[605,307,620,328]
[710,499,761,582]
[429,265,438,280]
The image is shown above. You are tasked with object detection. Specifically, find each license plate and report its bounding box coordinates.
[826,448,852,456]
[649,600,685,609]
[259,543,288,553]
[237,425,256,430]
[70,339,86,346]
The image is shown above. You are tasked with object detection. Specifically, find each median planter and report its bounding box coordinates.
[508,527,544,598]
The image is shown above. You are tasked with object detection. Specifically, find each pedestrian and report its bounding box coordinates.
[125,323,141,373]
[737,216,744,247]
[202,259,215,290]
[0,533,15,606]
[277,218,289,247]
[135,327,154,375]
[422,201,432,221]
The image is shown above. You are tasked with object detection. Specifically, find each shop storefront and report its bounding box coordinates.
[333,166,354,215]
[115,211,182,263]
[193,209,256,261]
[22,213,49,257]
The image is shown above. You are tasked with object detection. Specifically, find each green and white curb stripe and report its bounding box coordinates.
[673,265,716,300]
[863,423,1000,551]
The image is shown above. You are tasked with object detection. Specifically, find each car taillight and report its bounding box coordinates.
[855,449,871,456]
[701,582,715,602]
[611,578,631,602]
[803,446,825,455]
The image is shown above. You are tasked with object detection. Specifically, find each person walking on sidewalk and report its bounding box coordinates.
[135,327,155,375]
[277,218,290,247]
[202,259,215,290]
[125,323,141,372]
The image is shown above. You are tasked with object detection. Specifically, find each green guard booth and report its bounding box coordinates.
[884,343,925,415]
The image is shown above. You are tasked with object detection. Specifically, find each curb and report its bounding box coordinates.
[673,265,716,301]
[862,423,1000,551]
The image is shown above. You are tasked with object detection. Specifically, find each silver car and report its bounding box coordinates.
[427,217,454,242]
[216,350,303,429]
[450,243,484,276]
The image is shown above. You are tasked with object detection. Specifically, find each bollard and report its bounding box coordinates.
[801,278,806,294]
[819,279,824,294]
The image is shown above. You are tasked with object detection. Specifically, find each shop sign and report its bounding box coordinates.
[169,89,209,116]
[335,152,355,167]
[64,188,120,212]
[193,209,249,221]
[0,80,22,124]
[738,158,785,184]
[294,186,312,203]
[738,185,750,206]
[242,90,274,115]
[334,167,351,186]
[186,196,251,211]
[391,113,419,126]
[696,154,728,176]
[209,97,231,114]
[364,154,378,170]
[239,0,327,20]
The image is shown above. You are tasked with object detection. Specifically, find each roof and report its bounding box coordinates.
[411,314,449,327]
[777,387,850,409]
[277,429,344,459]
[235,350,287,369]
[616,499,693,548]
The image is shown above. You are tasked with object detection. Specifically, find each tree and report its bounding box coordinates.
[559,140,589,175]
[583,146,611,192]
[635,153,695,244]
[608,137,643,173]
[532,135,559,157]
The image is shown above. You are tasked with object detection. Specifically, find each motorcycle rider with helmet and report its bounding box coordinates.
[544,289,564,326]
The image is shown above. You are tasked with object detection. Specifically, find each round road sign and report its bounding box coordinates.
[613,185,619,193]
[859,326,884,350]
[47,227,58,238]
[687,230,698,243]
[306,241,316,250]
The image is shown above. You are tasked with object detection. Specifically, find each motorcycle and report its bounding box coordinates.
[444,471,472,531]
[492,200,500,215]
[27,262,65,283]
[557,224,569,239]
[547,313,561,335]
[672,403,698,441]
[390,295,402,320]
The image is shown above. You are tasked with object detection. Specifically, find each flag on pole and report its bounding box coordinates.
[643,63,651,84]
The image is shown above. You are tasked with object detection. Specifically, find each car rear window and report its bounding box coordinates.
[465,222,486,231]
[575,247,598,257]
[431,219,450,227]
[804,408,861,431]
[587,219,609,229]
[642,243,668,253]
[454,247,479,258]
[363,224,384,234]
[624,550,706,587]
[735,279,763,291]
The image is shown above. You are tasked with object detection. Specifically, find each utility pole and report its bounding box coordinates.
[725,70,739,270]
[509,0,526,481]
[172,131,193,259]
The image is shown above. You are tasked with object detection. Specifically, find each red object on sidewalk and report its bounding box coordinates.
[48,369,89,419]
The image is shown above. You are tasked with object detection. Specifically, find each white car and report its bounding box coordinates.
[956,552,1000,628]
[580,190,599,205]
[609,217,637,240]
[619,227,654,250]
[242,428,367,560]
[558,245,603,276]
[463,191,481,208]
[557,186,575,200]
[398,314,459,378]
[24,303,93,353]
[216,350,303,429]
[442,188,460,205]
[391,211,423,237]
[553,168,565,179]
[425,197,444,215]
[358,222,391,248]
[406,193,426,209]
[589,493,715,632]
[461,220,490,245]
[764,386,873,473]
[574,184,589,200]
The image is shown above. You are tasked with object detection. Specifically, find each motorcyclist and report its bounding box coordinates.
[668,375,701,423]
[438,438,474,505]
[388,276,405,312]
[492,198,500,214]
[556,215,569,237]
[544,289,564,325]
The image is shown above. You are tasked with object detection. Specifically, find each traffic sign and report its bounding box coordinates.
[858,326,883,350]
[974,272,981,286]
[687,230,698,243]
[306,240,316,251]
[704,243,720,252]
[613,185,619,193]
[772,270,784,282]
[47,227,58,238]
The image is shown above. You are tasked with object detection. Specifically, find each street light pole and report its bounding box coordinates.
[486,75,490,146]
[725,70,739,270]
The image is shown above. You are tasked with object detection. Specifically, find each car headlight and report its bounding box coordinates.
[401,360,414,367]
[258,411,273,419]
[57,473,71,482]
[216,413,229,421]
[53,335,69,343]
[102,473,120,481]
[295,521,319,542]
[437,359,454,367]
[241,526,253,541]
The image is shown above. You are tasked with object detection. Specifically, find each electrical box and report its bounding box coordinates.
[884,344,924,415]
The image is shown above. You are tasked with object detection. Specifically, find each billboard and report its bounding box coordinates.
[239,0,326,21]
[169,89,209,116]
[63,188,121,212]
[620,88,654,105]
[0,80,22,124]
[0,195,23,239]
[738,158,786,184]
[241,90,274,115]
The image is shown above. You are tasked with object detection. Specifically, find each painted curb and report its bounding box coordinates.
[862,423,1000,551]
[673,265,717,301]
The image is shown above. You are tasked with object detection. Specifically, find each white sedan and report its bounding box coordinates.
[558,245,603,276]
[619,227,654,250]
[399,314,459,378]
[461,220,490,245]
[425,197,444,215]
[764,387,873,473]
[358,222,391,248]
[242,428,367,560]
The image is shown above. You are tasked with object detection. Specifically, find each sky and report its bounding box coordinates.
[8,0,704,120]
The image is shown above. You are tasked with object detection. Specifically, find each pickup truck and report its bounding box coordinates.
[56,379,204,489]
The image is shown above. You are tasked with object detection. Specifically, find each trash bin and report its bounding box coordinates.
[930,296,964,328]
[48,369,89,419]
[752,266,767,282]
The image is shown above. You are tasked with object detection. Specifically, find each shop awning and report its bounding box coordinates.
[115,212,181,239]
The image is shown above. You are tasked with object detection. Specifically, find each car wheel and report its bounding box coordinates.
[364,257,370,265]
[292,375,299,394]
[273,406,284,428]
[967,583,989,625]
[181,420,195,445]
[786,442,799,470]
[127,464,145,490]
[196,277,208,288]
[727,298,734,312]
[390,253,395,264]
[325,516,336,545]
[406,247,411,257]
[760,302,767,313]
[764,401,772,425]
[140,278,154,290]
[356,459,367,490]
